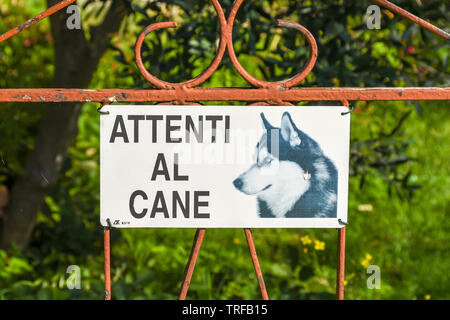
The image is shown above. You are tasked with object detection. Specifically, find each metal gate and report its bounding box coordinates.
[0,0,449,300]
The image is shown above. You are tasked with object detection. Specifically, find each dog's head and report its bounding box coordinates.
[233,112,313,196]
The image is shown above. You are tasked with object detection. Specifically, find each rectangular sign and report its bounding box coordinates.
[100,105,350,228]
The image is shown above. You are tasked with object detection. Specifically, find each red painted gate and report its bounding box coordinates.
[1,0,449,300]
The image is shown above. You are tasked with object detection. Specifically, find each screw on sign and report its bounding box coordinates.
[0,0,449,302]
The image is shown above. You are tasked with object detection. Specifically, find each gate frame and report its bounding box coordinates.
[0,0,449,301]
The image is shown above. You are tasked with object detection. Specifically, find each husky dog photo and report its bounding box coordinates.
[233,112,338,218]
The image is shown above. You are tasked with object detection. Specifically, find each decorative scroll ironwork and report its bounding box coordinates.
[0,0,449,301]
[133,0,317,106]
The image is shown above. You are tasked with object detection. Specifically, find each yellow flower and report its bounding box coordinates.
[233,237,241,245]
[357,204,373,212]
[424,294,431,300]
[383,9,395,20]
[303,247,308,253]
[360,253,373,269]
[314,239,325,251]
[300,235,312,245]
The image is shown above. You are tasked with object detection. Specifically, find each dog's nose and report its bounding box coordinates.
[233,178,243,190]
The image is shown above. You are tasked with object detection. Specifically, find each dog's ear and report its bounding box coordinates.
[281,112,301,147]
[260,112,274,130]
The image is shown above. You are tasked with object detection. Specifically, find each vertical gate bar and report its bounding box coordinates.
[244,228,269,300]
[336,226,346,300]
[178,228,206,300]
[104,227,111,300]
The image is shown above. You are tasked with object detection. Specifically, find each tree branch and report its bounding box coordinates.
[90,0,131,59]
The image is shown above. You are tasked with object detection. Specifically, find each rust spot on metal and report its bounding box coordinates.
[55,93,67,102]
[115,92,130,101]
[258,275,265,289]
[17,16,40,32]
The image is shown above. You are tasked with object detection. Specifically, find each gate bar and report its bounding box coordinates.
[336,227,346,300]
[0,0,76,43]
[104,226,111,300]
[178,228,206,300]
[0,87,448,103]
[244,229,269,300]
[374,0,449,39]
[178,228,269,300]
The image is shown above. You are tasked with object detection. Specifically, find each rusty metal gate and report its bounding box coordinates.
[0,0,449,300]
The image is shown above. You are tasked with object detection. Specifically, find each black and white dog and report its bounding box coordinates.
[233,112,338,218]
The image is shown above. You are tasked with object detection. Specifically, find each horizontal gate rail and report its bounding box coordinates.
[0,87,448,104]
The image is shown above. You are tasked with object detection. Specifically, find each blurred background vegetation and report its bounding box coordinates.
[0,0,448,299]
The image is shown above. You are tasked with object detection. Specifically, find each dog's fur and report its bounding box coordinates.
[233,112,338,218]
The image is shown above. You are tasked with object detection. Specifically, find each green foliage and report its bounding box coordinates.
[0,1,52,182]
[0,0,449,300]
